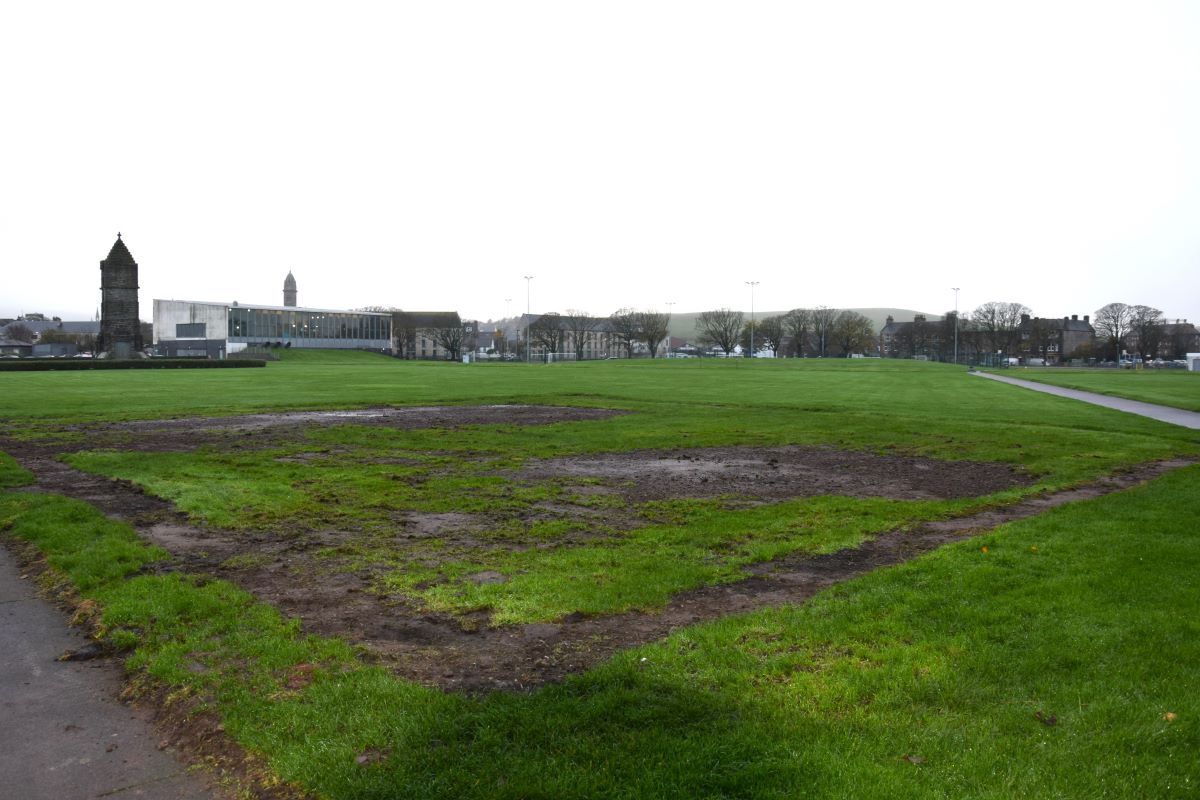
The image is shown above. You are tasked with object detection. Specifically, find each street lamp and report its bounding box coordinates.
[523,276,533,363]
[745,281,759,357]
[665,301,675,357]
[952,287,960,365]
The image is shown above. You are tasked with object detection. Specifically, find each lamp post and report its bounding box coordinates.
[523,276,533,363]
[952,287,960,365]
[665,301,675,358]
[745,281,759,357]
[504,297,512,355]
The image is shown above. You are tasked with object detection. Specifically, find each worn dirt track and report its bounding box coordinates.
[2,406,1192,693]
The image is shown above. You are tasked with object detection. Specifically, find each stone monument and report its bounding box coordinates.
[98,233,143,358]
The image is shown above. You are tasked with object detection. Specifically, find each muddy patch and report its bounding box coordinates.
[12,405,624,456]
[520,445,1029,502]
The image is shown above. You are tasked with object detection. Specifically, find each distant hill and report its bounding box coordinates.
[666,308,940,342]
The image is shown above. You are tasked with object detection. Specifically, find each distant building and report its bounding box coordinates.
[1017,314,1094,363]
[283,271,297,307]
[153,299,392,356]
[98,234,142,358]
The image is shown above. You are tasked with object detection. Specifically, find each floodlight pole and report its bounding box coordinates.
[745,281,759,357]
[952,287,960,365]
[665,301,675,357]
[524,276,533,363]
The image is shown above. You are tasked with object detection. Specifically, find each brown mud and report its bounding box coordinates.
[1,405,1190,694]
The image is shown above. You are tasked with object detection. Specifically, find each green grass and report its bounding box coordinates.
[0,451,33,488]
[42,357,1197,625]
[3,464,1196,799]
[2,353,1199,797]
[995,367,1200,411]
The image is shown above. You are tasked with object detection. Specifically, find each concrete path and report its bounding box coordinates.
[0,545,218,800]
[971,371,1200,430]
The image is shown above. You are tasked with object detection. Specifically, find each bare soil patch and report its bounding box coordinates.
[30,404,624,454]
[520,445,1027,502]
[2,406,1188,695]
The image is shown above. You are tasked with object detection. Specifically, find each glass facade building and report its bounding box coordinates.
[153,300,392,354]
[226,306,390,346]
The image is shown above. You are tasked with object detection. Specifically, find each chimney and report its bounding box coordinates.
[886,315,894,325]
[1072,314,1078,321]
[1021,313,1030,324]
[1084,315,1090,324]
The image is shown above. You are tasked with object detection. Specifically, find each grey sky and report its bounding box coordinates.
[3,2,1198,325]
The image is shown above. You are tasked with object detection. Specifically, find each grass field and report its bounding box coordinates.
[992,367,1200,412]
[1,353,1198,798]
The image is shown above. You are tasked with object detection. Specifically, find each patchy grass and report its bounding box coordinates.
[3,463,1197,799]
[0,450,33,488]
[995,367,1200,411]
[34,358,1198,628]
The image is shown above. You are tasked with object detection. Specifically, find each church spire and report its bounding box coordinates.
[283,270,297,307]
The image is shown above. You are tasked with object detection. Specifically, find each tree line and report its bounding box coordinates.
[695,308,876,357]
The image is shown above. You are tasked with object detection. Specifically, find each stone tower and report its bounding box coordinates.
[98,234,142,358]
[283,271,297,307]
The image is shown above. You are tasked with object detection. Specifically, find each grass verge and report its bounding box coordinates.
[991,368,1200,411]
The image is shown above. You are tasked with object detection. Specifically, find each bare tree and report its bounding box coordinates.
[5,323,34,343]
[755,314,786,355]
[832,310,875,356]
[971,302,1030,356]
[634,310,671,358]
[696,308,744,356]
[1129,305,1164,359]
[529,313,566,358]
[1093,302,1134,359]
[608,308,640,358]
[810,306,837,357]
[562,310,601,361]
[420,323,466,360]
[783,308,812,356]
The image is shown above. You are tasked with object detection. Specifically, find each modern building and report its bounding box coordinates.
[153,299,393,357]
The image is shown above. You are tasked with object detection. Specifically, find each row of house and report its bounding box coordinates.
[879,313,1200,364]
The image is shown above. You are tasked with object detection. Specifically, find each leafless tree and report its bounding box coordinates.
[1093,302,1134,359]
[754,314,786,355]
[696,308,744,356]
[832,310,875,356]
[5,323,34,343]
[608,308,640,358]
[634,310,671,358]
[783,308,813,356]
[420,324,466,360]
[529,313,566,358]
[562,310,601,361]
[810,306,837,357]
[1129,305,1164,358]
[971,301,1030,356]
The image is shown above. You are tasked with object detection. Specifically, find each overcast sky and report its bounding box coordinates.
[3,1,1198,325]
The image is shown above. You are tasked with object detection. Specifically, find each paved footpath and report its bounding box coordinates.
[971,371,1200,430]
[0,544,218,800]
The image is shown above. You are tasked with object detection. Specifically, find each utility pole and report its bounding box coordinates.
[523,276,533,362]
[745,281,759,357]
[953,287,960,365]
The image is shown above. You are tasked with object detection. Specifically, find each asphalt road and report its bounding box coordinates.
[0,545,217,799]
[971,371,1200,430]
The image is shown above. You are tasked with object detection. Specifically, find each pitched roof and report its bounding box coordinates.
[393,311,462,329]
[103,235,137,266]
[284,271,297,289]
